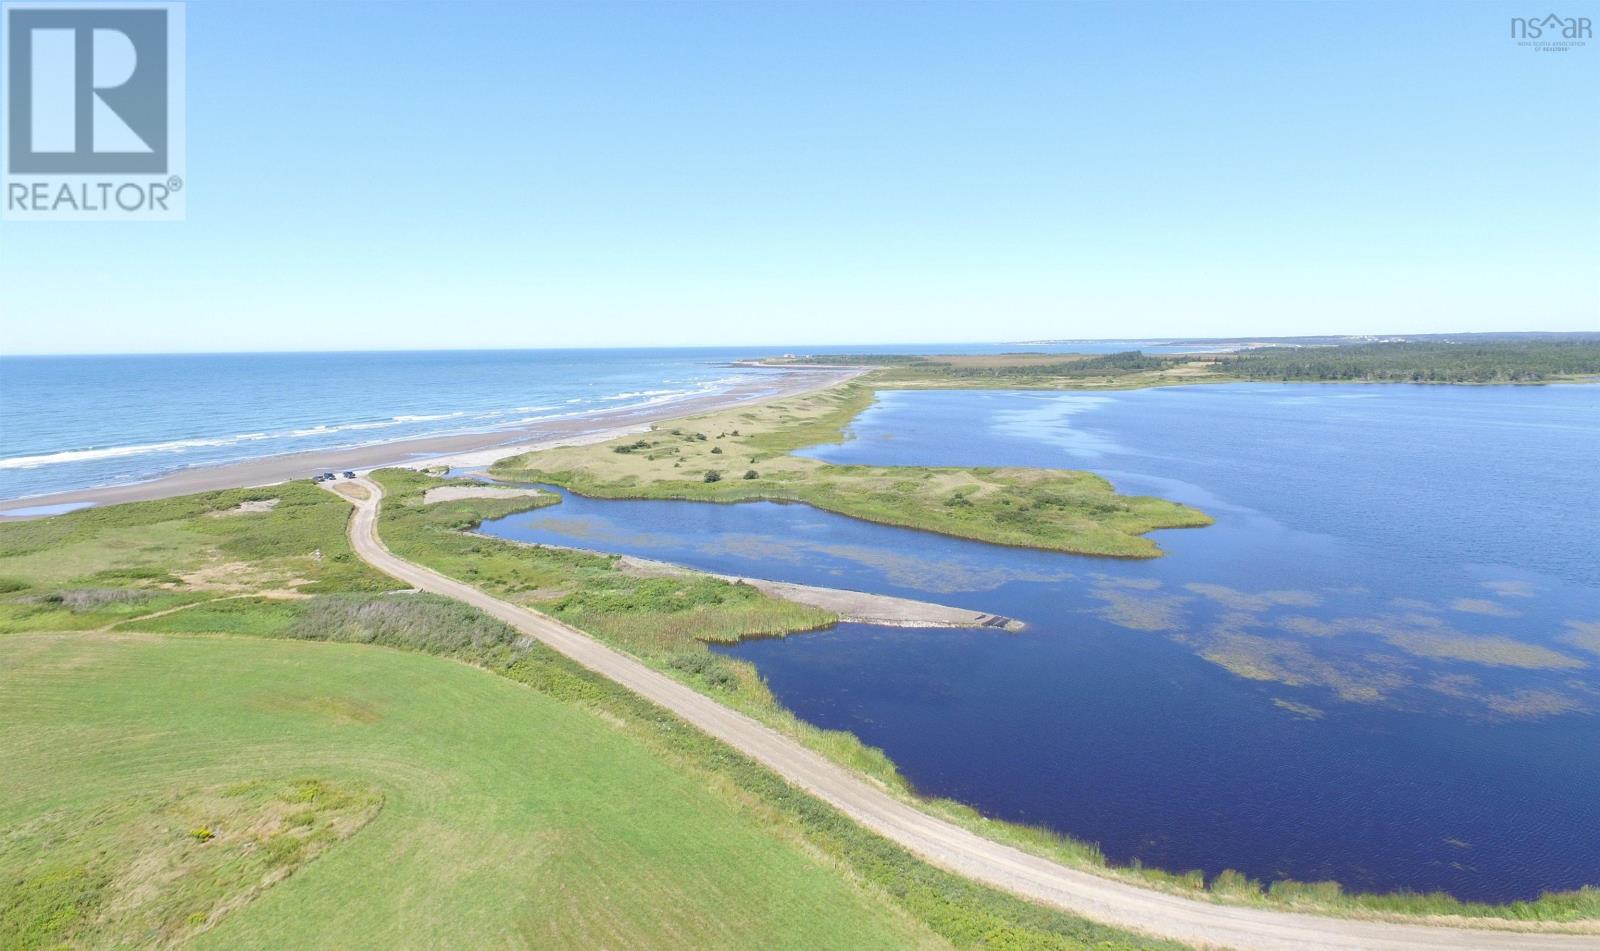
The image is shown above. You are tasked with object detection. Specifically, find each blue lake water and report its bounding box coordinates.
[481,383,1600,902]
[0,342,1193,501]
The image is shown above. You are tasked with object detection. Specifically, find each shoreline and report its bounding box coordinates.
[469,531,1024,631]
[0,367,862,517]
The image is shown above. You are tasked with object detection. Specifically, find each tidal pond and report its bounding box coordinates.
[477,383,1600,902]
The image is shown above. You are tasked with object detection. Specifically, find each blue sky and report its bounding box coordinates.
[1,0,1596,354]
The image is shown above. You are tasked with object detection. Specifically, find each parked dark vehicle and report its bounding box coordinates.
[343,471,357,479]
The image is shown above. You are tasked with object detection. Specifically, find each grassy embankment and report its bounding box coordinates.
[371,467,1600,930]
[489,382,1211,558]
[0,484,1174,950]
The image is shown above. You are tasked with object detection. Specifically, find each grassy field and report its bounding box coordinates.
[0,482,391,635]
[0,483,1175,950]
[1,632,947,949]
[490,383,1211,558]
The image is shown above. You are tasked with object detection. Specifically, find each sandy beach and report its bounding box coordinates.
[0,367,860,517]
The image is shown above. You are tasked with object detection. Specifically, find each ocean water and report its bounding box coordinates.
[0,342,1190,502]
[475,383,1600,902]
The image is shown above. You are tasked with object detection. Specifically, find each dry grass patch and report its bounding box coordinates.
[0,778,381,950]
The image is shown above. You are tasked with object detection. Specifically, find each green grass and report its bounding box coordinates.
[1,777,381,949]
[544,575,836,649]
[2,484,1175,949]
[491,384,1211,558]
[0,632,953,950]
[0,482,392,635]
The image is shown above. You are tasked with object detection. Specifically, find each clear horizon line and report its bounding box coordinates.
[4,329,1595,359]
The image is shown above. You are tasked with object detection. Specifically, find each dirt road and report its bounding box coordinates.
[338,477,1597,951]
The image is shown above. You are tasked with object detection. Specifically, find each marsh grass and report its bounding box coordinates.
[542,576,835,651]
[492,384,1211,558]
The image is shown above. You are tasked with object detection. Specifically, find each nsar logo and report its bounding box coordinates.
[1510,12,1593,51]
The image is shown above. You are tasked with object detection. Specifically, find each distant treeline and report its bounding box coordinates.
[778,340,1600,385]
[788,352,1171,376]
[912,352,1172,379]
[1213,340,1600,383]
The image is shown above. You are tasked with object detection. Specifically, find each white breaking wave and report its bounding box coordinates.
[0,436,261,470]
[599,388,682,402]
[1,379,746,471]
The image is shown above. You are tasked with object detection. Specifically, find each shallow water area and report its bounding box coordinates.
[477,382,1600,902]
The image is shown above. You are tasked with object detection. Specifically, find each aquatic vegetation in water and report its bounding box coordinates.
[1482,579,1536,598]
[1199,632,1406,703]
[1088,582,1190,632]
[1484,690,1585,718]
[1090,574,1162,591]
[704,533,1077,594]
[1375,629,1583,671]
[519,514,676,549]
[1561,620,1600,657]
[1271,698,1326,720]
[1183,583,1321,611]
[1089,582,1592,715]
[1449,598,1519,617]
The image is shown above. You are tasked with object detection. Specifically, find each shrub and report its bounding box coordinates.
[703,470,722,483]
[283,593,521,662]
[1210,869,1262,898]
[667,652,739,690]
[743,470,759,480]
[710,446,722,454]
[34,588,152,612]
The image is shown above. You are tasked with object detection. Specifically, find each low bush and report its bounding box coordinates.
[283,593,523,663]
[36,588,152,612]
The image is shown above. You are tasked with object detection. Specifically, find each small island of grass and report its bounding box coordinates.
[490,384,1212,558]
